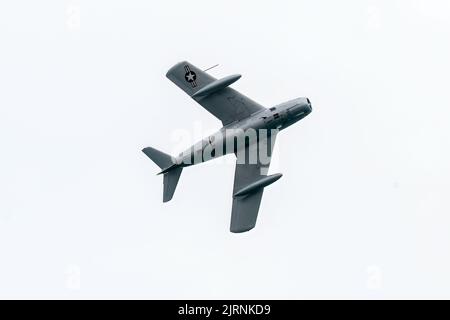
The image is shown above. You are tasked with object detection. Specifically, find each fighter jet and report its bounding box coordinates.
[143,61,312,233]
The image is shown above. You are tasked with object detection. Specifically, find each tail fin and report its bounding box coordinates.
[142,147,183,202]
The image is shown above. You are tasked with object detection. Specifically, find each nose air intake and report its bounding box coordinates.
[306,98,312,111]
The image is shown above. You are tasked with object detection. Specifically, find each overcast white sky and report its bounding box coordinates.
[1,0,450,299]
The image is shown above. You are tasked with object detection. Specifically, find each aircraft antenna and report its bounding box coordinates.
[203,64,219,72]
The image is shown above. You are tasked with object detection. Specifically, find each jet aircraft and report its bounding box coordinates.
[143,61,312,232]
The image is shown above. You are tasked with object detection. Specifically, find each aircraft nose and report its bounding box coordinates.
[306,98,312,112]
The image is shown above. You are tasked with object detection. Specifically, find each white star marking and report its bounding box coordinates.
[186,72,195,81]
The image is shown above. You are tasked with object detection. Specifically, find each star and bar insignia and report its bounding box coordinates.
[184,65,197,88]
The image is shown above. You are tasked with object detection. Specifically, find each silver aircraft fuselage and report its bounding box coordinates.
[175,97,312,166]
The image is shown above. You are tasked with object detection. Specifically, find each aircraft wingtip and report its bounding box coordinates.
[230,225,255,233]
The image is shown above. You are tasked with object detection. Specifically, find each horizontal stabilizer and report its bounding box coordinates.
[142,146,183,202]
[163,167,183,202]
[142,147,174,170]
